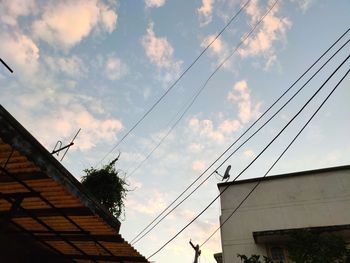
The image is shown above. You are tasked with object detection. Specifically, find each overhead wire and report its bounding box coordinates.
[200,65,350,248]
[132,37,350,245]
[147,52,350,260]
[130,29,350,244]
[94,0,253,168]
[130,0,279,242]
[128,0,279,178]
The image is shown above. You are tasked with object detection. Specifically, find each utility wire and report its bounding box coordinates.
[128,0,278,178]
[147,53,350,259]
[130,29,350,244]
[133,37,349,245]
[95,0,252,168]
[131,0,279,242]
[200,66,350,248]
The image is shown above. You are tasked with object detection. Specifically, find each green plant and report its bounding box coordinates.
[287,230,349,263]
[81,158,128,219]
[237,254,273,263]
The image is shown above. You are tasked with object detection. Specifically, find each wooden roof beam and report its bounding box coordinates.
[0,171,48,182]
[55,254,148,262]
[0,207,93,218]
[36,234,124,242]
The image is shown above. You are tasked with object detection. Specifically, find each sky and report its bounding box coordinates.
[1,0,350,262]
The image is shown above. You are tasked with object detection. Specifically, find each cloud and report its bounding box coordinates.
[227,80,261,124]
[141,23,182,83]
[127,190,168,215]
[0,0,36,26]
[200,34,233,69]
[100,4,118,33]
[244,149,255,157]
[34,105,123,151]
[239,0,292,68]
[192,160,206,172]
[219,119,241,133]
[197,0,215,26]
[145,0,166,8]
[189,118,225,143]
[32,0,118,50]
[44,55,86,77]
[290,0,315,12]
[105,56,128,80]
[188,143,204,153]
[13,88,123,152]
[0,31,40,77]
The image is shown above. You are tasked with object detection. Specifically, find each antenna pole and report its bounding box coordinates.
[189,240,201,263]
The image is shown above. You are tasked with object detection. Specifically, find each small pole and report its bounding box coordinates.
[189,240,201,263]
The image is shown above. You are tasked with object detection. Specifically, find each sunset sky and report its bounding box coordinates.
[1,0,350,262]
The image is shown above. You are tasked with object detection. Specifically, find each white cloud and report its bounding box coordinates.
[219,119,241,133]
[192,160,206,172]
[239,0,292,68]
[188,143,204,153]
[0,0,36,26]
[290,0,315,12]
[105,56,128,80]
[197,0,215,27]
[0,31,40,77]
[227,80,261,124]
[189,118,225,143]
[145,0,166,8]
[200,34,233,70]
[244,149,255,157]
[100,5,118,33]
[127,190,168,215]
[34,105,123,151]
[141,23,182,83]
[44,55,86,77]
[32,0,118,50]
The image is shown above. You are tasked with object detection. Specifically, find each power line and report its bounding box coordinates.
[132,38,349,245]
[128,0,278,178]
[130,30,350,244]
[94,0,253,168]
[130,0,280,243]
[200,66,350,248]
[147,53,350,259]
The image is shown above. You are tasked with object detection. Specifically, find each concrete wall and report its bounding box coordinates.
[218,167,350,263]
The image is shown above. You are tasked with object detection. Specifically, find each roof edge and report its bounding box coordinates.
[218,164,350,188]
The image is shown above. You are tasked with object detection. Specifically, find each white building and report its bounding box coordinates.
[216,165,350,263]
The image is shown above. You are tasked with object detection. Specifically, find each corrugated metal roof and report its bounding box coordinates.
[0,105,148,263]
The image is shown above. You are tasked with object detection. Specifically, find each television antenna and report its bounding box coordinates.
[52,128,81,161]
[214,165,231,181]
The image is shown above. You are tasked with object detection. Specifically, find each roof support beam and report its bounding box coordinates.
[55,254,148,262]
[0,207,93,218]
[0,166,115,258]
[36,234,124,242]
[0,171,47,182]
[1,193,91,260]
[0,195,23,230]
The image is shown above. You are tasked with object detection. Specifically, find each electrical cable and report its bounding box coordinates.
[130,31,350,244]
[128,0,278,178]
[130,0,279,242]
[200,66,350,248]
[133,39,349,245]
[147,53,350,259]
[94,0,252,168]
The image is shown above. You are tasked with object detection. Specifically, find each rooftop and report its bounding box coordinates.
[218,164,350,188]
[0,105,148,262]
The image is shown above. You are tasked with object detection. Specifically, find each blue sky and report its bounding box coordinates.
[1,0,350,262]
